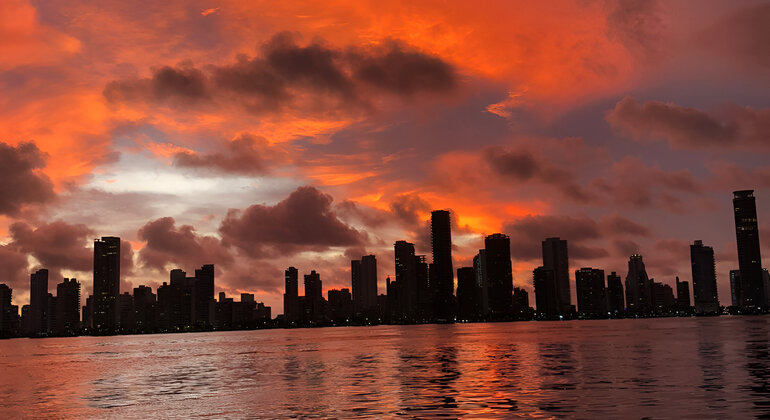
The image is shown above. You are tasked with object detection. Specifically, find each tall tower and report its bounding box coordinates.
[394,241,417,317]
[360,255,378,312]
[29,268,48,334]
[625,254,651,316]
[93,236,120,333]
[56,278,81,334]
[542,237,571,315]
[194,264,215,326]
[284,267,299,323]
[304,270,323,321]
[485,233,513,318]
[733,190,764,309]
[431,210,454,321]
[690,240,719,314]
[575,268,606,318]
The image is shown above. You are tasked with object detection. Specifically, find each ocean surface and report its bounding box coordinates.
[2,316,770,418]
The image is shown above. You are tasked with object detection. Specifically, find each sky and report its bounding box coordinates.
[1,0,769,313]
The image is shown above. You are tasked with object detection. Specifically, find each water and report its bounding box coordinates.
[2,316,770,418]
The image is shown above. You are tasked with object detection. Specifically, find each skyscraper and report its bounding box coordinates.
[606,272,624,316]
[56,278,80,335]
[485,233,513,318]
[30,268,48,335]
[194,264,215,326]
[431,210,455,321]
[394,241,417,317]
[512,287,531,319]
[304,270,323,321]
[575,268,606,318]
[691,240,719,314]
[93,236,120,332]
[733,190,764,309]
[284,266,299,323]
[729,269,741,308]
[456,266,479,320]
[675,276,691,310]
[415,255,431,319]
[133,285,156,332]
[0,284,12,336]
[542,237,571,315]
[625,254,652,316]
[533,266,558,319]
[473,250,489,316]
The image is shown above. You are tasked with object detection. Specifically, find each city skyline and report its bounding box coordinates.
[0,1,769,318]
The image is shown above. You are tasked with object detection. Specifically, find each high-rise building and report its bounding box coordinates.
[456,267,479,320]
[352,255,378,316]
[431,210,455,321]
[284,266,299,323]
[133,285,156,332]
[651,281,676,315]
[93,236,120,332]
[194,264,215,326]
[625,254,652,316]
[394,241,417,317]
[542,237,571,315]
[606,272,624,316]
[729,270,741,308]
[764,269,770,307]
[512,287,531,320]
[30,268,49,335]
[575,268,606,318]
[473,250,489,316]
[304,270,323,321]
[534,266,558,319]
[485,233,513,318]
[118,292,135,330]
[691,240,719,314]
[415,255,431,320]
[327,288,352,322]
[733,190,764,309]
[55,278,80,335]
[675,276,691,310]
[0,284,13,336]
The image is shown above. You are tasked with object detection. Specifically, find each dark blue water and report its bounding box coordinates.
[1,316,769,418]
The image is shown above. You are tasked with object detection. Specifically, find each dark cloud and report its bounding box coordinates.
[389,193,432,228]
[600,214,651,236]
[0,142,56,216]
[137,216,233,271]
[606,96,770,149]
[613,238,641,256]
[120,239,135,278]
[606,0,667,62]
[104,32,457,115]
[697,3,770,71]
[0,245,29,291]
[173,134,288,175]
[219,186,366,256]
[8,220,93,272]
[503,215,602,260]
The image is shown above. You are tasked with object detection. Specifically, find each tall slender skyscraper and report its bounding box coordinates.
[30,268,48,334]
[431,210,455,320]
[542,237,571,315]
[690,240,719,314]
[625,254,652,316]
[304,270,323,321]
[284,267,299,323]
[352,255,378,315]
[194,264,215,326]
[0,284,12,336]
[56,278,80,334]
[394,241,417,317]
[485,233,513,318]
[533,266,558,319]
[575,268,606,318]
[675,276,691,309]
[93,236,120,333]
[606,272,624,315]
[733,190,764,309]
[473,250,489,316]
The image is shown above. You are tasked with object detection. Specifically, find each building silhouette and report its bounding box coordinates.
[394,241,418,318]
[534,266,558,319]
[284,267,299,323]
[456,266,479,320]
[0,284,14,337]
[473,250,489,316]
[352,255,378,316]
[729,270,741,308]
[485,233,513,318]
[431,210,455,321]
[304,270,323,322]
[512,287,532,320]
[690,240,719,314]
[606,272,624,316]
[133,285,156,332]
[93,236,120,333]
[56,278,80,335]
[625,254,652,316]
[194,264,215,327]
[651,280,676,315]
[675,276,691,311]
[576,268,606,318]
[118,292,135,330]
[327,288,352,322]
[415,255,432,320]
[29,268,48,335]
[542,238,572,316]
[733,190,764,310]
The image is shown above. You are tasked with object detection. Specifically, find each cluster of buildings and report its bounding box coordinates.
[0,189,767,338]
[0,237,271,338]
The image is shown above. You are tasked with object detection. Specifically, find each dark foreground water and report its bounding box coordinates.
[2,317,770,418]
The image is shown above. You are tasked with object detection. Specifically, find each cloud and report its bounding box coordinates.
[605,0,667,63]
[697,3,770,71]
[173,133,289,175]
[606,96,770,150]
[600,214,651,236]
[137,216,233,271]
[8,220,93,272]
[104,32,457,116]
[0,142,56,216]
[219,186,366,255]
[0,244,29,291]
[503,215,603,260]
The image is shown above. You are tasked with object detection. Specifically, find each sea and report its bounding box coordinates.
[2,316,770,418]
